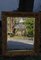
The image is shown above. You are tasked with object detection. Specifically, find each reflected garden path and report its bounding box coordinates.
[7,35,34,45]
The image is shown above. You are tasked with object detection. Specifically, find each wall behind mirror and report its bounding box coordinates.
[0,0,41,21]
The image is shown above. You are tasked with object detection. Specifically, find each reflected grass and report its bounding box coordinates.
[7,35,34,40]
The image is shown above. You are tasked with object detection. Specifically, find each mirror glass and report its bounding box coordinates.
[7,17,35,51]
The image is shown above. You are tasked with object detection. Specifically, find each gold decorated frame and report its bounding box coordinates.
[2,12,40,57]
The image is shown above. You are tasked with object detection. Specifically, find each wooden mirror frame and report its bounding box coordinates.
[2,12,40,56]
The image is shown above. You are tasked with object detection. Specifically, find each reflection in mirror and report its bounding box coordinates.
[7,17,35,51]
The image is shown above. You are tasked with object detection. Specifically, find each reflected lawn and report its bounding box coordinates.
[7,35,34,40]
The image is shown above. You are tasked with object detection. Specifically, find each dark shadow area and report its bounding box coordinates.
[7,41,33,50]
[18,0,34,12]
[3,55,41,60]
[40,17,41,53]
[0,21,2,27]
[0,21,2,55]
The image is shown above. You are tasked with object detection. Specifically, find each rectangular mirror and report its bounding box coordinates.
[7,17,35,50]
[2,12,40,56]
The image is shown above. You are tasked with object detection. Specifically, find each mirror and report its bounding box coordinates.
[2,12,40,56]
[7,17,35,51]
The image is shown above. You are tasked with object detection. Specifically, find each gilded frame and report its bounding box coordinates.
[2,12,40,56]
